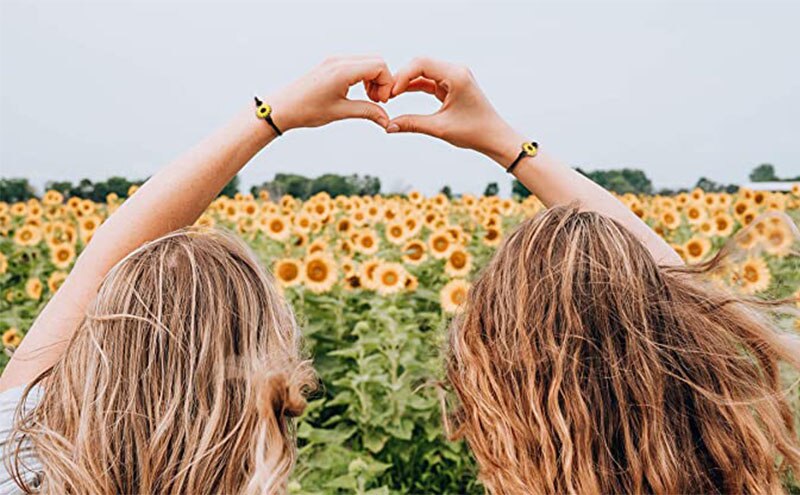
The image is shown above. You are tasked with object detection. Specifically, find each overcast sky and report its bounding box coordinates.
[1,0,798,196]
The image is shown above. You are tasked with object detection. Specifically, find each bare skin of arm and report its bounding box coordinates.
[386,57,682,266]
[0,55,395,392]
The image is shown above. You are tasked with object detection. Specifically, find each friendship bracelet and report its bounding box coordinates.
[506,141,538,175]
[254,96,283,136]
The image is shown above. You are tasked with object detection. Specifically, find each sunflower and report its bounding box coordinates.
[340,257,357,277]
[2,328,21,349]
[712,213,734,237]
[307,239,329,255]
[735,257,771,294]
[13,225,42,247]
[736,228,759,250]
[274,258,303,287]
[660,209,681,230]
[359,258,382,290]
[385,221,407,245]
[428,229,454,259]
[404,274,419,292]
[732,199,751,218]
[445,248,472,277]
[79,215,102,242]
[195,214,216,229]
[51,243,76,269]
[302,253,337,293]
[47,271,68,293]
[483,227,503,247]
[684,204,707,225]
[25,278,42,300]
[408,190,423,204]
[761,223,793,257]
[440,279,471,314]
[683,237,712,263]
[336,217,353,235]
[0,252,7,275]
[264,215,290,241]
[402,240,427,265]
[42,190,64,206]
[10,202,27,217]
[354,229,380,255]
[374,262,408,296]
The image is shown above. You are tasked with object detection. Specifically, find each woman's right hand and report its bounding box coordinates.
[268,55,394,132]
[386,57,527,169]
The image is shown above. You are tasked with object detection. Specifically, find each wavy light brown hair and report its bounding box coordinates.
[447,204,800,494]
[6,229,315,494]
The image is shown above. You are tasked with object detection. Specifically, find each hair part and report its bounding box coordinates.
[447,204,800,493]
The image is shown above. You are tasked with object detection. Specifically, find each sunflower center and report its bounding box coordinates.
[382,271,398,285]
[279,263,299,281]
[307,260,328,282]
[433,238,448,251]
[451,288,467,305]
[451,252,466,268]
[743,266,759,283]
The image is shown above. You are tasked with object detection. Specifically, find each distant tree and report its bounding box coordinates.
[576,167,653,195]
[351,174,381,196]
[310,174,352,197]
[694,177,739,194]
[511,179,531,198]
[252,173,382,200]
[483,182,499,197]
[218,175,240,198]
[45,180,75,197]
[440,185,453,198]
[0,178,37,202]
[749,163,778,182]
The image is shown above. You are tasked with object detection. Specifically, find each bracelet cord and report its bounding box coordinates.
[254,96,283,136]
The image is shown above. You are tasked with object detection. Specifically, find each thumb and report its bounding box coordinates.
[338,100,389,128]
[386,114,442,137]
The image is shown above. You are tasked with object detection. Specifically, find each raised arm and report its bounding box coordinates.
[0,56,394,392]
[385,57,682,266]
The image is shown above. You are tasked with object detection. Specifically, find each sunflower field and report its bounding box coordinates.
[1,185,800,493]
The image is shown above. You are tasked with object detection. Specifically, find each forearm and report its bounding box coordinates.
[0,106,274,390]
[490,129,682,266]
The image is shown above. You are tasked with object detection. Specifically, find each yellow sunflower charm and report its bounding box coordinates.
[256,102,272,119]
[522,141,538,157]
[253,96,283,136]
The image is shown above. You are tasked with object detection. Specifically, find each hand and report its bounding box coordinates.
[268,55,394,132]
[386,57,526,168]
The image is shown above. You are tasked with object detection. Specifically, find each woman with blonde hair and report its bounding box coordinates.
[387,57,800,493]
[0,55,396,493]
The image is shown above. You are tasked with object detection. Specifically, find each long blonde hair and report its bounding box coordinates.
[7,229,315,494]
[447,205,800,494]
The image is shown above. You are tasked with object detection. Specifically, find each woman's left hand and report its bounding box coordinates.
[268,55,394,132]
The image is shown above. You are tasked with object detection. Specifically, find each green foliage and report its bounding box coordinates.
[483,182,498,197]
[0,178,37,202]
[252,174,381,200]
[45,176,145,201]
[219,175,240,198]
[439,185,453,199]
[511,179,531,199]
[576,167,653,195]
[750,163,779,182]
[694,177,739,193]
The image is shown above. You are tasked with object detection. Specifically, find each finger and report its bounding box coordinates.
[386,113,443,136]
[338,100,390,128]
[405,77,447,102]
[391,57,452,97]
[341,59,393,102]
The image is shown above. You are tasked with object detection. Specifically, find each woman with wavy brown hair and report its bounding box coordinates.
[0,55,397,494]
[386,57,800,493]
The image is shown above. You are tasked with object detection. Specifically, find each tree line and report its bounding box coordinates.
[1,163,796,203]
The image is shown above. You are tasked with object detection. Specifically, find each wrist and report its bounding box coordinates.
[483,123,528,169]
